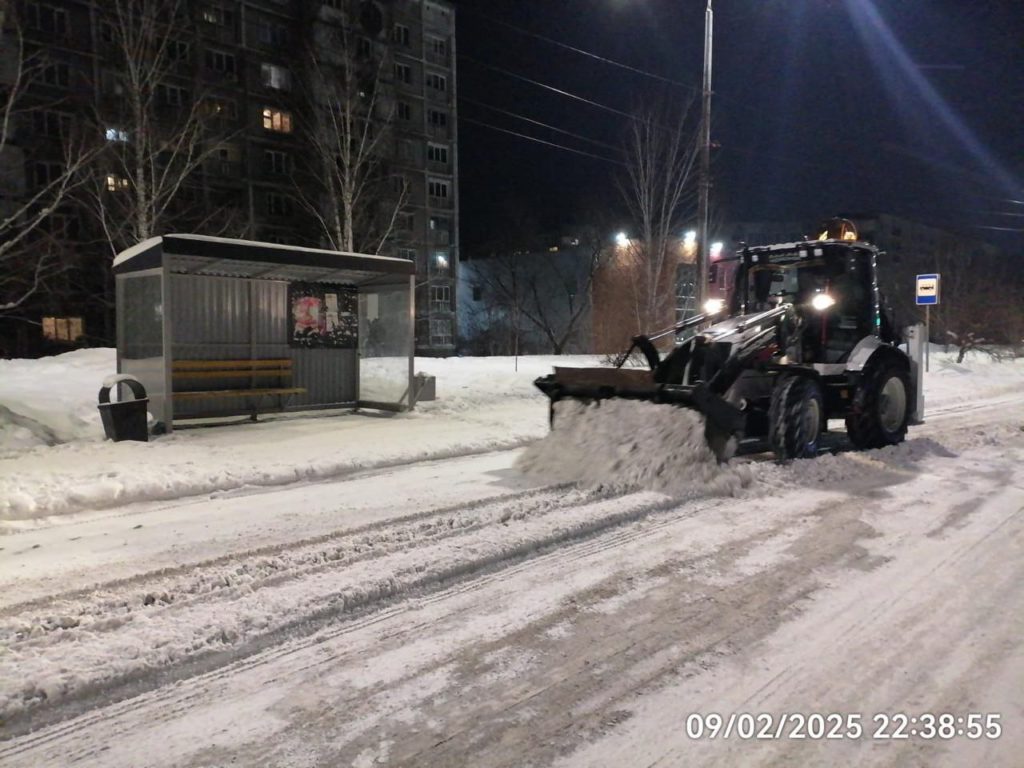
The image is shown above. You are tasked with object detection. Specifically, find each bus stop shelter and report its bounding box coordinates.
[113,235,415,432]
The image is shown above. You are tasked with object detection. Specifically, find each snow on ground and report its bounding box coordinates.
[2,346,1022,526]
[2,347,1024,767]
[0,351,600,523]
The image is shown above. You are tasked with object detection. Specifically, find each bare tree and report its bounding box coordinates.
[84,0,240,257]
[299,13,407,254]
[616,98,700,336]
[466,237,606,356]
[0,12,94,313]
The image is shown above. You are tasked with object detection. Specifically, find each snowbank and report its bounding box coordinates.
[518,399,752,498]
[0,351,598,522]
[1,347,1023,524]
[0,349,112,449]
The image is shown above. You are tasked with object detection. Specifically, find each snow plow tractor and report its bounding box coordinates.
[534,224,924,461]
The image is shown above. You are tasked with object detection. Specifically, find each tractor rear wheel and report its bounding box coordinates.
[846,361,910,449]
[769,375,824,460]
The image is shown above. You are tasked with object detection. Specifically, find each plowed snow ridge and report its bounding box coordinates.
[517,399,752,497]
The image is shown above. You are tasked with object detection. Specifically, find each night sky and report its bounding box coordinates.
[453,0,1024,253]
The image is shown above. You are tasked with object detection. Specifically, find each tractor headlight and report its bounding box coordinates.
[703,298,725,315]
[811,293,835,311]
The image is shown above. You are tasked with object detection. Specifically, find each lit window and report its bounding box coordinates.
[42,317,84,342]
[433,250,450,274]
[262,108,293,133]
[105,127,129,142]
[106,174,129,191]
[261,63,291,90]
[201,6,232,25]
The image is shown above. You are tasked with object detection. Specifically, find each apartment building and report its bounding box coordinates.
[3,0,457,356]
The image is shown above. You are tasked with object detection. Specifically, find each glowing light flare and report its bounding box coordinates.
[703,298,725,315]
[615,232,630,247]
[811,293,836,311]
[841,0,1023,199]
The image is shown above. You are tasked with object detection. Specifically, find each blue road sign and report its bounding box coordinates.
[916,273,940,306]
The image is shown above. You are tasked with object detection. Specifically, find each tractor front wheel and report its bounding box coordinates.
[769,375,824,460]
[846,361,910,449]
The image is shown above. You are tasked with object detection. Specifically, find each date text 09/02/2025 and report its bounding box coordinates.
[685,713,1003,741]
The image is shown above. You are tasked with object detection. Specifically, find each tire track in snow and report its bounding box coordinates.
[0,487,741,762]
[0,480,726,740]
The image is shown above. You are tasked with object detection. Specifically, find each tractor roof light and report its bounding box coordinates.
[703,298,726,315]
[811,293,836,311]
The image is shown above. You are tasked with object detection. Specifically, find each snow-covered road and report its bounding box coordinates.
[1,351,1023,767]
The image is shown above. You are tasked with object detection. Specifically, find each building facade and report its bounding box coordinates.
[3,0,458,356]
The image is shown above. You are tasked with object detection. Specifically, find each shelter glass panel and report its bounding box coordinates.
[117,271,167,424]
[359,283,412,408]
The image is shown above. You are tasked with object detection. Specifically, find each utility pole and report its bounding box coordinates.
[695,0,714,309]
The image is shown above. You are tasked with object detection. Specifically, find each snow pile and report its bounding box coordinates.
[517,399,752,498]
[0,352,601,522]
[0,348,111,450]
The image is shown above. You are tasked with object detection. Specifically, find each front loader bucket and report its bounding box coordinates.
[534,367,745,461]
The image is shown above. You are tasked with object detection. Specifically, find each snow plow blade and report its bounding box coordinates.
[533,367,745,461]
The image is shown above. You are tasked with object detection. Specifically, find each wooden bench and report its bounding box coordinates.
[171,359,306,406]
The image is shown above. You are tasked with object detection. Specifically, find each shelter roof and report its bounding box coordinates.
[113,235,415,284]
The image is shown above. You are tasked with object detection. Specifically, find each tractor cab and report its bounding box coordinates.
[731,239,881,365]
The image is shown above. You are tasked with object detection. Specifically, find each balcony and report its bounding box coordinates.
[426,50,450,68]
[205,159,243,179]
[427,123,450,140]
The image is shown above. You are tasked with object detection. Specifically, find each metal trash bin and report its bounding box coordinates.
[414,373,436,402]
[98,374,150,442]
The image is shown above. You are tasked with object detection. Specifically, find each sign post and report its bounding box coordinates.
[915,274,940,372]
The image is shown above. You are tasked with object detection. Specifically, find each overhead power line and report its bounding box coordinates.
[459,55,640,122]
[460,96,624,154]
[460,10,700,93]
[460,116,625,167]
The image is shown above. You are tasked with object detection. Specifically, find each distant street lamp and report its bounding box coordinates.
[695,0,714,308]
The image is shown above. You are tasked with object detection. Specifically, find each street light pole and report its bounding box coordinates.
[695,0,714,308]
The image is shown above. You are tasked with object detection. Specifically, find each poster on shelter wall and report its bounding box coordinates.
[288,283,358,348]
